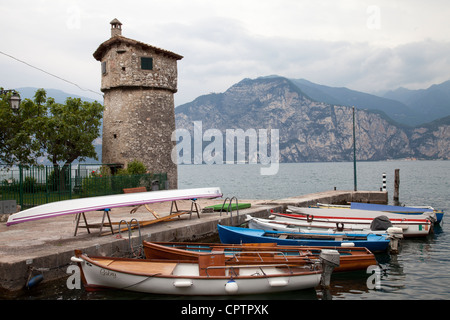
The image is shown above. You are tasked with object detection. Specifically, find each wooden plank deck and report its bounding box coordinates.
[92,257,178,275]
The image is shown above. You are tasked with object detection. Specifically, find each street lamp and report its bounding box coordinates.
[9,93,21,110]
[0,89,21,110]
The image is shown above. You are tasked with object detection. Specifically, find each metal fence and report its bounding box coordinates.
[0,164,167,210]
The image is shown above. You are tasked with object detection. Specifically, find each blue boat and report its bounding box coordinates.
[350,202,444,224]
[217,225,391,253]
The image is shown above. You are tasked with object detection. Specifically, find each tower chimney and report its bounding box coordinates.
[110,18,122,37]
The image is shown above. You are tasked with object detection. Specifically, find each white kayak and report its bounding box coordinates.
[7,187,222,226]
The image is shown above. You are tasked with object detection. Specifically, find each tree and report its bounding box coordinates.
[0,88,103,168]
[37,91,103,168]
[0,89,43,166]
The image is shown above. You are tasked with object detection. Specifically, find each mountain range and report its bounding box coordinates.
[175,76,450,162]
[14,77,450,163]
[279,76,450,126]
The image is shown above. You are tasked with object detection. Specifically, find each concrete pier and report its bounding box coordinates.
[0,190,386,297]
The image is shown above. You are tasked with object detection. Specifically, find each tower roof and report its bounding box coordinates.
[94,20,183,61]
[110,18,122,26]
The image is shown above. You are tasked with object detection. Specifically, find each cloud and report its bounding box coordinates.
[1,1,449,106]
[172,18,450,104]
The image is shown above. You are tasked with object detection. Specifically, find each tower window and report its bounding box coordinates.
[101,61,107,75]
[141,57,153,70]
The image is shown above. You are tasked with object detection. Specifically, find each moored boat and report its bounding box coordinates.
[71,249,340,295]
[289,206,436,222]
[143,241,378,273]
[348,202,444,224]
[283,206,434,237]
[217,224,391,253]
[247,215,393,235]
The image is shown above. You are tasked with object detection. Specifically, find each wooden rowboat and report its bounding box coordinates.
[71,249,340,295]
[142,241,378,273]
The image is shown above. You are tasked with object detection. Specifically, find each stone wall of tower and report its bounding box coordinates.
[102,88,178,189]
[100,42,178,93]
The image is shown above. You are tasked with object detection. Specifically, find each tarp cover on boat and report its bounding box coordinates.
[350,202,432,213]
[370,216,393,231]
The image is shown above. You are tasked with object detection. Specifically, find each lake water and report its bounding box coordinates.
[15,160,450,301]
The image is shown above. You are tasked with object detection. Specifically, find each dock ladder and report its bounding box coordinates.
[219,196,240,224]
[118,218,144,258]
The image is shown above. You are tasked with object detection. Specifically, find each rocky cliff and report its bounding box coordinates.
[175,77,450,162]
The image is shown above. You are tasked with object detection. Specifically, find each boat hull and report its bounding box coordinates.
[72,253,322,296]
[218,225,390,253]
[143,241,378,273]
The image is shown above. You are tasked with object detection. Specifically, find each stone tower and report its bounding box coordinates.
[93,19,183,189]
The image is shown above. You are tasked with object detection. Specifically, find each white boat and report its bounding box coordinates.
[70,249,340,295]
[273,206,435,237]
[6,187,222,226]
[288,206,436,222]
[316,202,444,224]
[247,215,392,235]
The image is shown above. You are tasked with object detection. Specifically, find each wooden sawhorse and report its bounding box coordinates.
[74,208,114,236]
[169,199,201,219]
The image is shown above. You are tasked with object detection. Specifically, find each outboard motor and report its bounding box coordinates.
[370,215,392,231]
[386,227,403,254]
[371,216,403,254]
[319,249,340,287]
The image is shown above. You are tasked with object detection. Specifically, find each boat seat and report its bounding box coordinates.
[198,253,226,276]
[94,258,178,275]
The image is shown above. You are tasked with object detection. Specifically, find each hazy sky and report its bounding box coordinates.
[1,0,449,106]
